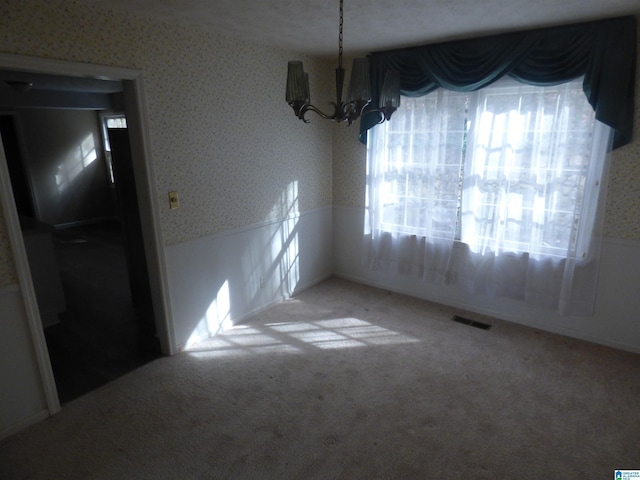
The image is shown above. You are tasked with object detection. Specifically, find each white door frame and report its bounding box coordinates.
[0,53,176,415]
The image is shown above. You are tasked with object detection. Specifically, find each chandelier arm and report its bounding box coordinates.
[336,101,359,124]
[297,103,340,122]
[295,100,366,124]
[286,0,396,126]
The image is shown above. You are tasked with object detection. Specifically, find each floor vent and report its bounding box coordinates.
[451,315,492,330]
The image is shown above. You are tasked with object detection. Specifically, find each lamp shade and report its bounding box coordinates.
[286,61,310,103]
[284,0,398,124]
[379,69,401,109]
[347,58,371,103]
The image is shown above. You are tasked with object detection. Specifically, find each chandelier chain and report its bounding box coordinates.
[286,0,399,124]
[338,0,343,68]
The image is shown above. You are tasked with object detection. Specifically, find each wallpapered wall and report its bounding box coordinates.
[332,21,640,242]
[603,37,640,241]
[0,0,334,288]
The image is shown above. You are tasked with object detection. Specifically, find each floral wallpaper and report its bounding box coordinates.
[146,34,333,243]
[0,0,333,287]
[332,120,367,208]
[602,43,640,241]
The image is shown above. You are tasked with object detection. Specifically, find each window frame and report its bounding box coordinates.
[367,76,611,262]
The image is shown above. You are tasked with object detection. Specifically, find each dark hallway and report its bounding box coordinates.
[43,220,161,404]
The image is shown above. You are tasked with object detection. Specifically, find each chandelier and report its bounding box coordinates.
[286,0,400,125]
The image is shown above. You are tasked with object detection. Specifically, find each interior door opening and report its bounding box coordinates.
[0,71,163,404]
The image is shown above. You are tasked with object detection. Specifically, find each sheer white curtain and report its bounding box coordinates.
[366,77,613,315]
[366,88,467,282]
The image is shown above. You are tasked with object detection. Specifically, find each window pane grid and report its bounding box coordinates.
[370,77,602,258]
[375,89,468,238]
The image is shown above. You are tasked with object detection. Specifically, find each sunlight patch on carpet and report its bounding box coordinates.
[187,317,419,359]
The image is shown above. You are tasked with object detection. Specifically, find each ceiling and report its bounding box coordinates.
[2,0,639,96]
[77,0,640,57]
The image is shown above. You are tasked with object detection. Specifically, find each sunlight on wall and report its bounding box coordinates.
[187,315,419,359]
[55,133,97,194]
[242,180,301,299]
[186,280,234,349]
[271,180,300,296]
[186,181,304,350]
[280,220,300,297]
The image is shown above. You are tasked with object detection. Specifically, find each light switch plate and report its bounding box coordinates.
[169,191,179,209]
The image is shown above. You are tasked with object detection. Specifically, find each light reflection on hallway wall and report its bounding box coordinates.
[55,134,97,194]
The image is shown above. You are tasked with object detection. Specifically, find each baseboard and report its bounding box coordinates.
[53,216,119,230]
[0,409,49,443]
[291,273,333,297]
[175,294,287,352]
[232,273,333,326]
[333,272,640,355]
[176,273,334,352]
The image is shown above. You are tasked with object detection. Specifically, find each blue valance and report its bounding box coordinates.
[360,16,637,149]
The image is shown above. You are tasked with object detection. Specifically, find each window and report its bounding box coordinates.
[367,77,611,261]
[100,114,128,184]
[365,77,613,314]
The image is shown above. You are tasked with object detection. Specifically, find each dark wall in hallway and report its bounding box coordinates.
[11,109,115,227]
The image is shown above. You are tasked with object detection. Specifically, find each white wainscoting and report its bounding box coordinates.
[333,205,640,354]
[165,206,333,350]
[0,284,49,441]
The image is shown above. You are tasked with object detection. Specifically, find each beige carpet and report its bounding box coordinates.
[1,277,639,479]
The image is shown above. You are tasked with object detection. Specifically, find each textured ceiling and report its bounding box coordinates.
[3,0,639,94]
[78,0,640,57]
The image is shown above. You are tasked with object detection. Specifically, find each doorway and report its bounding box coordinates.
[1,108,160,403]
[0,55,173,410]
